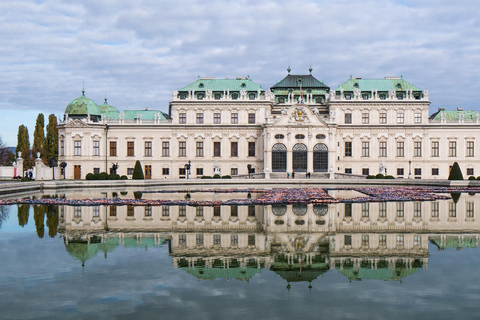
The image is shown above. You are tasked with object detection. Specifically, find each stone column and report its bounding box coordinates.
[16,152,23,177]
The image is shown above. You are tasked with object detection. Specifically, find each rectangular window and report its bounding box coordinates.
[379,202,387,217]
[162,168,170,175]
[379,112,387,124]
[362,235,369,247]
[214,142,221,157]
[397,141,404,157]
[362,168,369,175]
[449,141,457,157]
[109,141,117,157]
[414,202,422,217]
[414,235,421,246]
[93,168,100,175]
[345,113,352,124]
[144,207,152,217]
[93,141,100,156]
[74,140,81,156]
[344,235,352,246]
[248,113,256,124]
[414,141,422,157]
[432,168,439,176]
[231,206,238,217]
[467,168,474,176]
[196,234,204,245]
[93,206,100,217]
[467,202,475,218]
[248,206,256,217]
[162,205,170,217]
[179,141,186,157]
[196,142,204,157]
[214,206,221,217]
[397,113,404,124]
[362,113,369,124]
[231,234,238,246]
[74,207,82,217]
[431,202,439,217]
[415,113,422,124]
[179,205,186,217]
[162,141,170,157]
[196,168,203,176]
[431,141,439,157]
[345,203,352,217]
[449,202,457,217]
[214,234,221,245]
[179,113,186,124]
[196,206,203,217]
[414,168,422,176]
[345,168,352,174]
[396,235,404,246]
[248,234,255,246]
[127,206,134,217]
[214,113,221,124]
[467,141,474,157]
[362,141,369,157]
[231,113,238,124]
[109,206,116,217]
[127,141,134,156]
[196,113,204,124]
[397,168,404,176]
[231,142,238,157]
[127,168,134,175]
[179,234,186,246]
[179,168,186,176]
[397,202,404,217]
[60,140,65,156]
[248,142,256,157]
[379,141,387,157]
[361,203,369,217]
[379,235,387,246]
[231,168,238,176]
[145,141,152,157]
[345,141,352,157]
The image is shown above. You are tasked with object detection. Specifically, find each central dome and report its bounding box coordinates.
[65,90,102,121]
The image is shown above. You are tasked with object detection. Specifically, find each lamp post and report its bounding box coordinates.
[60,162,67,180]
[185,161,191,179]
[408,160,412,179]
[247,164,252,179]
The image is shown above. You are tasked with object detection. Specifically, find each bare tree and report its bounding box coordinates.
[0,136,14,166]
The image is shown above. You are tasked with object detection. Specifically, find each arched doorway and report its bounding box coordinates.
[313,143,328,172]
[272,143,287,172]
[293,143,307,172]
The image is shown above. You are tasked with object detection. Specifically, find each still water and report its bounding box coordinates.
[1,188,480,319]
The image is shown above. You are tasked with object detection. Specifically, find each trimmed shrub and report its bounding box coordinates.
[213,174,221,179]
[108,173,121,180]
[133,191,142,199]
[385,175,395,179]
[221,175,232,179]
[120,175,128,180]
[201,176,212,179]
[375,173,385,179]
[476,176,480,180]
[86,173,95,180]
[448,162,464,180]
[468,176,476,180]
[450,192,461,203]
[99,172,108,180]
[132,160,144,179]
[366,175,375,179]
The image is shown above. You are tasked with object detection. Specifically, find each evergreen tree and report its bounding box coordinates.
[45,114,58,162]
[46,205,58,238]
[33,113,45,162]
[33,205,45,239]
[448,162,464,180]
[16,125,33,169]
[17,204,30,227]
[132,160,144,179]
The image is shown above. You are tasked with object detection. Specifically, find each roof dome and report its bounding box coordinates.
[65,90,102,117]
[99,98,119,114]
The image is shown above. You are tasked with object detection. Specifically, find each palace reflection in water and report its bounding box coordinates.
[50,191,480,285]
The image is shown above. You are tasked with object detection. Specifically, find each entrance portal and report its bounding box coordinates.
[292,143,307,172]
[272,143,287,172]
[313,143,328,172]
[74,165,81,179]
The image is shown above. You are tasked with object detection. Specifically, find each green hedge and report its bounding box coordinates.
[132,161,144,180]
[448,162,464,180]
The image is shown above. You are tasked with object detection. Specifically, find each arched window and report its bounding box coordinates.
[292,204,307,216]
[313,205,328,216]
[272,143,287,172]
[292,143,307,172]
[272,204,287,216]
[313,143,328,172]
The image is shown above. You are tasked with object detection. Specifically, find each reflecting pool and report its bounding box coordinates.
[2,188,480,319]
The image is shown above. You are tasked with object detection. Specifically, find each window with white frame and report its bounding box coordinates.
[379,141,387,157]
[414,202,422,217]
[414,235,421,246]
[414,141,422,157]
[467,168,474,176]
[362,235,369,247]
[179,141,186,157]
[162,141,170,157]
[467,202,475,218]
[60,140,65,156]
[345,113,352,124]
[431,141,439,157]
[397,113,404,124]
[396,235,404,246]
[361,203,369,217]
[449,141,457,157]
[379,234,387,246]
[397,202,404,217]
[414,112,422,124]
[379,112,387,124]
[145,141,152,157]
[214,113,221,124]
[379,202,387,217]
[449,202,457,217]
[396,141,404,157]
[196,142,204,157]
[467,141,474,157]
[431,202,439,217]
[362,113,369,124]
[362,141,369,157]
[74,140,81,156]
[196,113,204,124]
[231,113,238,124]
[179,113,186,124]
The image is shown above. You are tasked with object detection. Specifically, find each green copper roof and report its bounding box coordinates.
[181,266,261,281]
[271,74,329,90]
[429,110,479,121]
[65,91,102,116]
[430,236,477,249]
[336,77,422,92]
[179,77,263,92]
[99,98,120,114]
[337,266,422,281]
[123,110,168,121]
[65,241,101,263]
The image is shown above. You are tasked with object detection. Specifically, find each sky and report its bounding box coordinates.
[1,0,480,146]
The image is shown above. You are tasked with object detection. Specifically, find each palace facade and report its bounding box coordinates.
[58,69,480,179]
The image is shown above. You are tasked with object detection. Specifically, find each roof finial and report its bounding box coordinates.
[287,65,291,74]
[104,90,107,104]
[308,64,312,74]
[82,80,85,96]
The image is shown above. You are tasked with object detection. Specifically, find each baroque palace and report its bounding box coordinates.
[58,68,480,180]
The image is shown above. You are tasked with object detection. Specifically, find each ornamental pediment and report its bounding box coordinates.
[271,103,328,127]
[65,119,90,128]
